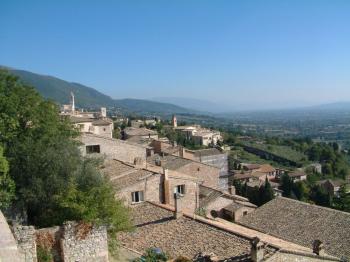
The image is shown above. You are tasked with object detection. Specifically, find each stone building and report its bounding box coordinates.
[317,179,348,197]
[199,185,257,222]
[288,171,307,182]
[147,154,222,189]
[173,125,223,146]
[70,116,114,138]
[182,148,229,189]
[101,159,202,214]
[60,92,114,138]
[79,133,150,164]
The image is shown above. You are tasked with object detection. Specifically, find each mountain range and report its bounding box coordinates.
[2,66,350,117]
[1,67,196,115]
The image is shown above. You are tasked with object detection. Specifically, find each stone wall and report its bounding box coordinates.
[233,206,256,222]
[0,211,23,262]
[11,221,109,262]
[80,133,147,164]
[176,162,220,189]
[117,174,163,206]
[167,176,199,214]
[61,222,109,262]
[12,225,37,262]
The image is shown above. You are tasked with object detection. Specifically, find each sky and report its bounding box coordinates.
[1,0,350,110]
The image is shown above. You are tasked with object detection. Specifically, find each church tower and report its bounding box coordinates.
[70,91,75,114]
[172,114,177,127]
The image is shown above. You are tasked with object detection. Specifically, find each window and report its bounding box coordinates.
[243,211,248,216]
[174,185,186,195]
[131,191,144,203]
[86,145,100,154]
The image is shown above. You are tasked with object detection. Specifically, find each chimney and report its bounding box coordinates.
[163,168,170,205]
[155,157,162,166]
[134,157,144,167]
[174,192,183,219]
[228,185,236,195]
[179,146,185,158]
[312,240,325,256]
[250,237,265,262]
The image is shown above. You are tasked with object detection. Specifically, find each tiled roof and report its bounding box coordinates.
[147,155,192,170]
[125,136,154,147]
[117,202,252,260]
[70,116,94,123]
[288,171,306,178]
[192,148,223,157]
[239,197,350,258]
[233,172,253,180]
[92,119,112,126]
[124,127,158,136]
[101,160,155,189]
[258,164,276,173]
[223,202,245,212]
[199,185,255,209]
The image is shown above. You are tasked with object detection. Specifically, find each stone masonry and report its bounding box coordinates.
[12,225,37,262]
[61,222,109,262]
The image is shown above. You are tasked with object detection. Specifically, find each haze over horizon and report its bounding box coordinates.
[1,1,350,110]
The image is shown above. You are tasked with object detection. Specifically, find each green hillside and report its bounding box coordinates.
[7,68,115,107]
[3,67,195,115]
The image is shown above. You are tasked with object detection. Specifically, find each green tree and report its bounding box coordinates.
[280,173,293,197]
[332,185,350,212]
[0,145,15,209]
[260,178,275,204]
[309,185,331,207]
[293,181,309,201]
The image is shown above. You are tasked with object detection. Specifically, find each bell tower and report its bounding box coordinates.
[172,115,177,127]
[70,92,75,114]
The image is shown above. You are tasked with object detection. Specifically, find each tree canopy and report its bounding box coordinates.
[0,69,131,235]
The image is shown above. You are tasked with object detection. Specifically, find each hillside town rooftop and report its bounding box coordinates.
[117,202,253,260]
[239,197,350,258]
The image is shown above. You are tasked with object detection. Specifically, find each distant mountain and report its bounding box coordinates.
[152,97,232,113]
[306,102,350,111]
[2,67,196,115]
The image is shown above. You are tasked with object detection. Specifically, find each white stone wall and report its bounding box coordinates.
[92,125,113,138]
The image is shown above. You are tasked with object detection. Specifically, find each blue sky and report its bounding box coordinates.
[1,0,350,110]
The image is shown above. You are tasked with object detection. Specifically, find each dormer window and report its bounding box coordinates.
[131,191,144,203]
[174,185,186,195]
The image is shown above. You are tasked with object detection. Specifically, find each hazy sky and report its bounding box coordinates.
[1,0,350,109]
